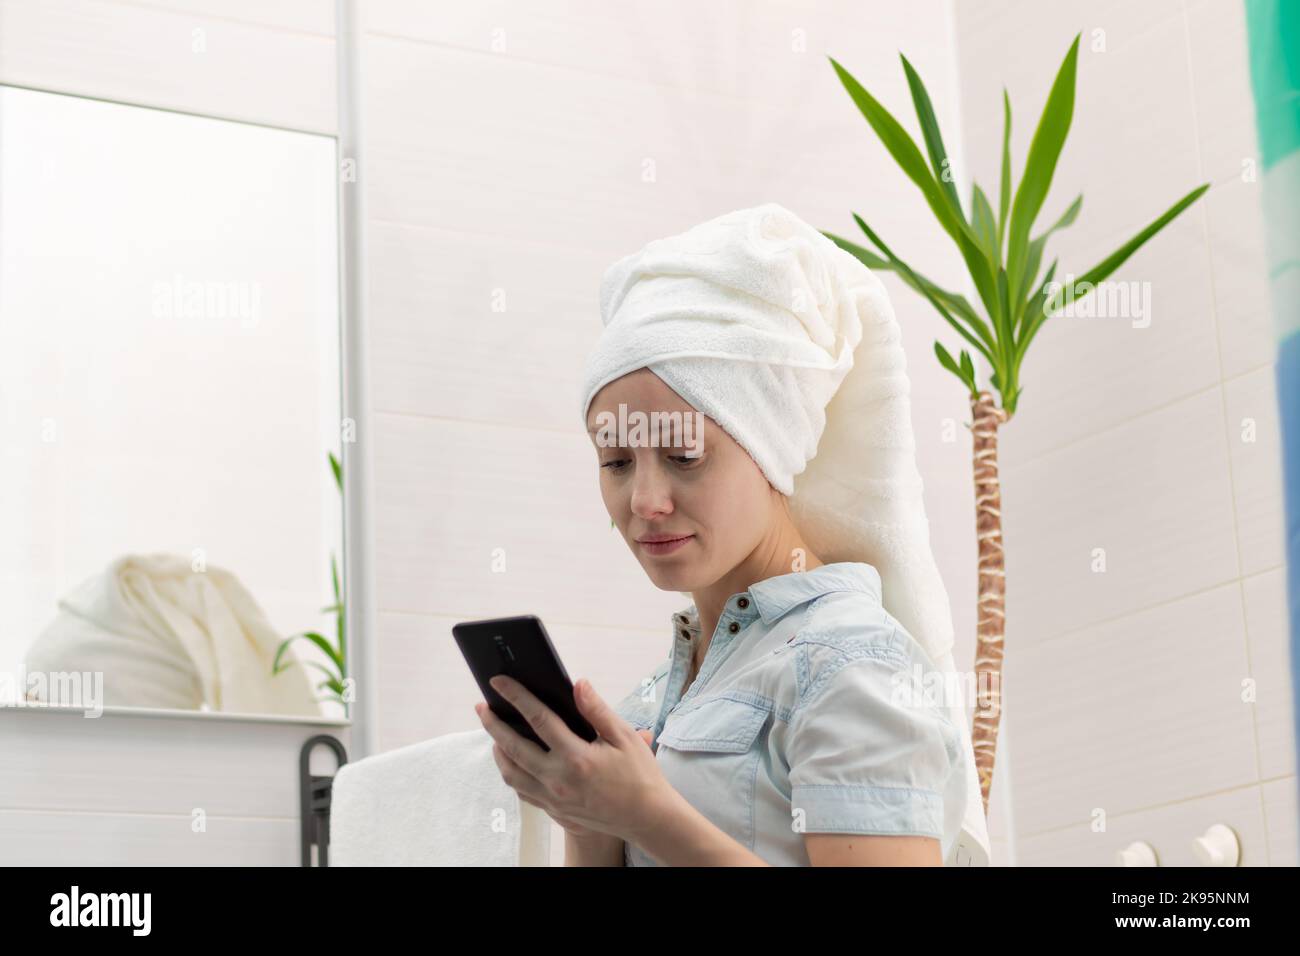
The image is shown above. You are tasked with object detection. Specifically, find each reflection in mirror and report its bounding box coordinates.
[0,85,344,719]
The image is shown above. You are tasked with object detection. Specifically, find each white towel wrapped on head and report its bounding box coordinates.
[579,202,990,866]
[582,202,864,494]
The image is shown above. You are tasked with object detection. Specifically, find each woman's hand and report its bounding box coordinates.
[546,728,658,841]
[474,675,667,843]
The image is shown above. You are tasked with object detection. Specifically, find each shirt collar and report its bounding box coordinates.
[670,561,882,633]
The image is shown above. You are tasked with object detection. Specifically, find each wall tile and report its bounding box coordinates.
[1018,783,1270,866]
[1008,583,1256,836]
[1000,387,1238,644]
[1261,776,1298,867]
[0,0,336,132]
[1241,568,1297,781]
[1224,366,1286,576]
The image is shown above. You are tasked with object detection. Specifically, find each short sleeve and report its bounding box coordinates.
[785,645,960,839]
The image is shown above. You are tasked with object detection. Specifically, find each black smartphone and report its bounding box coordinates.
[452,614,598,751]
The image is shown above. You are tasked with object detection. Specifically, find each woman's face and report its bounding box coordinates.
[586,368,777,592]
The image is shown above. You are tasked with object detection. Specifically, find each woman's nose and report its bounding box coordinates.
[629,465,673,517]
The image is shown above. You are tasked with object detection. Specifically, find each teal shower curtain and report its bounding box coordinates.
[1243,0,1299,857]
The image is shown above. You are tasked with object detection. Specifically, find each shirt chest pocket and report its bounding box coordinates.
[653,695,771,852]
[658,695,769,752]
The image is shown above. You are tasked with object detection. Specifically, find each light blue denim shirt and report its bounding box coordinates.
[614,561,966,866]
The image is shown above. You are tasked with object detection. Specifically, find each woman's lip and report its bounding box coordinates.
[638,534,694,555]
[637,534,693,543]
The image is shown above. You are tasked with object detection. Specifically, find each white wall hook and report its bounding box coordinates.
[1116,840,1158,866]
[1192,823,1240,866]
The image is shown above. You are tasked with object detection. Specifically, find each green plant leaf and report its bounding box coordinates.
[829,55,1001,323]
[1013,194,1082,330]
[998,88,1012,247]
[934,340,976,395]
[1004,384,1023,415]
[281,448,349,687]
[958,349,976,385]
[996,266,1012,365]
[900,52,964,222]
[850,213,996,367]
[823,227,996,353]
[1006,34,1081,315]
[971,183,1000,267]
[338,603,346,664]
[1017,258,1059,360]
[1017,182,1209,363]
[829,55,963,241]
[1037,258,1060,298]
[276,630,345,675]
[301,659,343,685]
[272,637,292,674]
[1007,260,1058,389]
[934,339,961,375]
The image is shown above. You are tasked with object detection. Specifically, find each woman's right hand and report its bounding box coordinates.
[546,729,654,839]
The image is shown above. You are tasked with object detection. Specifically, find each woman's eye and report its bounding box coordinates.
[601,454,700,471]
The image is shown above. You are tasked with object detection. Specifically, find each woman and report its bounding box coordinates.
[474,203,985,866]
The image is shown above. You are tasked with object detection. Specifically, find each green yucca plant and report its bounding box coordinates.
[821,33,1208,817]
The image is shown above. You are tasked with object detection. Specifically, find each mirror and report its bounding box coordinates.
[0,85,345,720]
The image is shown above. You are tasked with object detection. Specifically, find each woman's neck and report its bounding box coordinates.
[690,533,824,662]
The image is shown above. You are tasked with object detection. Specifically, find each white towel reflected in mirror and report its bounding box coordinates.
[23,552,322,716]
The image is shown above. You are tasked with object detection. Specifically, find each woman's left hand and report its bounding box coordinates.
[474,674,670,843]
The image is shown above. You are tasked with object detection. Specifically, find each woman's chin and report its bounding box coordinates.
[641,561,696,592]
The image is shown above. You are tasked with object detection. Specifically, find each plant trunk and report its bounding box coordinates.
[970,390,1008,816]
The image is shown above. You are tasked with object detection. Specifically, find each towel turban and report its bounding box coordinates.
[577,201,991,866]
[579,202,867,496]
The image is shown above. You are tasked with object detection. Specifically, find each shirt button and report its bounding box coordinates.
[737,596,749,609]
[727,621,740,634]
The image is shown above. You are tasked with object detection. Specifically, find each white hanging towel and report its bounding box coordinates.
[329,728,552,866]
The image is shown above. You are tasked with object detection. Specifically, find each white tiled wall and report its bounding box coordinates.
[954,0,1296,866]
[0,707,348,865]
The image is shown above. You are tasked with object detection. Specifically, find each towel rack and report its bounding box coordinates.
[299,734,348,867]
